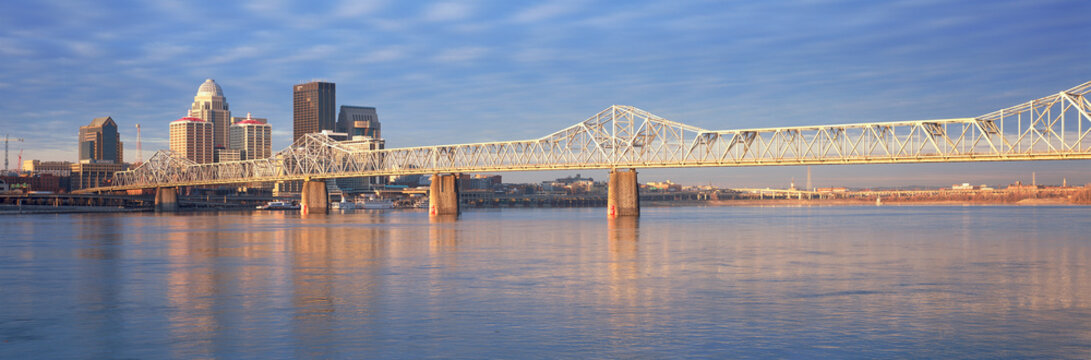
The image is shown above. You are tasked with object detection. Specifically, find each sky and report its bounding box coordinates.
[1,0,1089,188]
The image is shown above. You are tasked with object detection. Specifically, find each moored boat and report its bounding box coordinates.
[358,198,394,209]
[331,200,356,210]
[256,201,299,210]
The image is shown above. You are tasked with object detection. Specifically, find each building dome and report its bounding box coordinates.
[196,78,223,97]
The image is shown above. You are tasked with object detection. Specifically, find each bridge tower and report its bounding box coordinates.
[608,168,639,217]
[154,187,178,212]
[301,179,329,214]
[430,173,460,216]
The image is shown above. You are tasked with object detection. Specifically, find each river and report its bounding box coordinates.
[2,206,1090,358]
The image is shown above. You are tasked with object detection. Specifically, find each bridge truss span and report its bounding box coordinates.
[96,81,1091,192]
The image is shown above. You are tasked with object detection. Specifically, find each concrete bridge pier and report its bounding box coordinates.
[154,187,178,212]
[301,179,328,215]
[430,173,460,216]
[608,168,640,217]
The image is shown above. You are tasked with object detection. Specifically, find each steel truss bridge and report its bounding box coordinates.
[82,81,1091,193]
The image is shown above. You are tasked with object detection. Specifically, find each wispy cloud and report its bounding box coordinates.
[432,46,489,63]
[273,44,339,63]
[117,42,191,66]
[356,46,410,64]
[203,45,265,65]
[422,2,473,22]
[0,37,33,56]
[243,0,291,15]
[334,0,388,17]
[511,0,581,23]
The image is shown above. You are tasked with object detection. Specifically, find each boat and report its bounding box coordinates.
[358,197,394,209]
[331,199,356,210]
[256,201,299,210]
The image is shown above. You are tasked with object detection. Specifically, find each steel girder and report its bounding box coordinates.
[90,81,1091,192]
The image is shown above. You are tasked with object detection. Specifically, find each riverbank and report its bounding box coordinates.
[644,197,1090,207]
[0,204,150,215]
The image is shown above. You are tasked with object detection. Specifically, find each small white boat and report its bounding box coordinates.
[257,201,299,210]
[358,198,394,209]
[331,200,356,210]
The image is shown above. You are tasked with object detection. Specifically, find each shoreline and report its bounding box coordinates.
[0,205,151,215]
[3,198,1086,215]
[647,198,1086,207]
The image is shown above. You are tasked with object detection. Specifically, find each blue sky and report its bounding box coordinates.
[2,0,1090,187]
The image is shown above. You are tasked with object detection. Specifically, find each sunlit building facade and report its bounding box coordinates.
[293,81,335,142]
[170,117,214,164]
[188,79,232,151]
[229,116,272,161]
[78,116,123,163]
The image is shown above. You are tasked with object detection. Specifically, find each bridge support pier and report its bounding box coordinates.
[608,168,639,217]
[155,187,178,212]
[430,173,460,216]
[301,180,328,215]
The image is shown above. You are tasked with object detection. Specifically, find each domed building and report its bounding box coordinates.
[188,79,231,153]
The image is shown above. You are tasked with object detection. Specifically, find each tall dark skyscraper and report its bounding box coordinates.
[293,81,336,142]
[78,116,122,163]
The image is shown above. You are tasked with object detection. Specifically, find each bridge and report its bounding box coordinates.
[80,81,1091,216]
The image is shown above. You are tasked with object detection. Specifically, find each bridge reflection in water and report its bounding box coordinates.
[1,208,1083,357]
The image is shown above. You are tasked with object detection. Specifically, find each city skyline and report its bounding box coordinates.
[2,1,1090,187]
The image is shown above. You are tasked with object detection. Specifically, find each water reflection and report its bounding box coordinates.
[429,215,459,251]
[3,207,1091,358]
[76,215,124,358]
[607,215,639,287]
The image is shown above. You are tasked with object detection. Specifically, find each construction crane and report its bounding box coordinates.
[3,134,23,173]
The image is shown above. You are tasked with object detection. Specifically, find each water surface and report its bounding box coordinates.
[2,206,1090,358]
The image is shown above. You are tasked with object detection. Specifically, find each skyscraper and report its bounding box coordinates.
[334,106,385,191]
[293,81,335,142]
[230,114,272,160]
[337,105,381,138]
[188,79,231,150]
[170,117,214,164]
[78,116,123,163]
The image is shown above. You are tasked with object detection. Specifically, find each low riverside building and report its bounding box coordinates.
[70,161,127,190]
[22,160,73,176]
[0,174,67,193]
